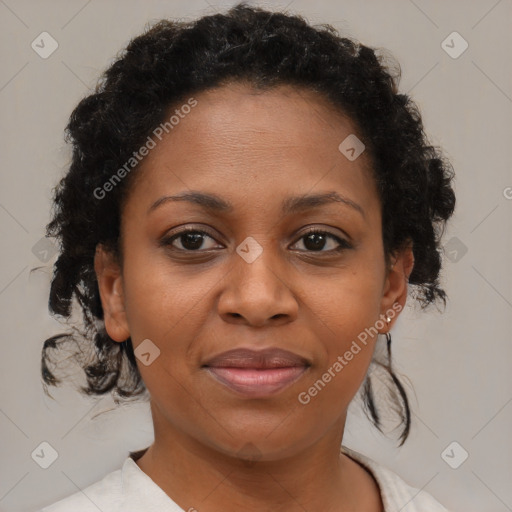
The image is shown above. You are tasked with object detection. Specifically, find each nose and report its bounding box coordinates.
[217,247,299,328]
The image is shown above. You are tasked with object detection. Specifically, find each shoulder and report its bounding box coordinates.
[341,446,451,512]
[37,455,184,512]
[37,464,124,512]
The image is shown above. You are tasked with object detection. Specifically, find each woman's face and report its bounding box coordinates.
[96,82,412,461]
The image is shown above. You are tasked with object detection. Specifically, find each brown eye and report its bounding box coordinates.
[291,229,352,253]
[162,229,220,251]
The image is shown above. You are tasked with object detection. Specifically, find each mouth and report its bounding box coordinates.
[202,348,310,398]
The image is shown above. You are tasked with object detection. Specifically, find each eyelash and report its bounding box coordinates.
[161,227,352,254]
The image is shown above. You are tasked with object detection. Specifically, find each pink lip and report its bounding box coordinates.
[203,348,310,397]
[205,366,308,397]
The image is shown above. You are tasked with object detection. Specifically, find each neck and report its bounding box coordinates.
[135,403,383,512]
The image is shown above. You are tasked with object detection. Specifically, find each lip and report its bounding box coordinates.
[203,348,310,398]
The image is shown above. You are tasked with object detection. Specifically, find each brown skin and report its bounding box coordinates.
[95,82,414,512]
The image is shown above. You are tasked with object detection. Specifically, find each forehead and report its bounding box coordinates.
[170,82,363,156]
[124,82,379,220]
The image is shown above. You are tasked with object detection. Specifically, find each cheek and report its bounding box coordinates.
[300,266,383,392]
[120,252,220,390]
[297,287,379,420]
[307,263,384,337]
[121,248,209,341]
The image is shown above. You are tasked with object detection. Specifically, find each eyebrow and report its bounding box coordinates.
[148,190,365,218]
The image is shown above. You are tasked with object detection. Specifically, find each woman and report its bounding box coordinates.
[39,3,456,511]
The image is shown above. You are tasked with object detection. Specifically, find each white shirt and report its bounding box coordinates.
[38,446,450,511]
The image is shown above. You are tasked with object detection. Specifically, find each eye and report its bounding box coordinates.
[162,228,221,252]
[291,228,352,253]
[161,227,352,254]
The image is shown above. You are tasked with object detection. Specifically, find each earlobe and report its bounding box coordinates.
[94,245,130,342]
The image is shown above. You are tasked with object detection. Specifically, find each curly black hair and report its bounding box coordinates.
[41,2,455,446]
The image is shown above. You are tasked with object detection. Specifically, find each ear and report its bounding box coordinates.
[94,244,130,342]
[379,240,415,331]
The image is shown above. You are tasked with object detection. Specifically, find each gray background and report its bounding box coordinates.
[1,1,511,511]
